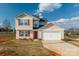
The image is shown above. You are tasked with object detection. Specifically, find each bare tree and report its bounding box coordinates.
[2,19,11,31]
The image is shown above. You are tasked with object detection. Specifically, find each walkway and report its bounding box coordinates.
[42,40,79,56]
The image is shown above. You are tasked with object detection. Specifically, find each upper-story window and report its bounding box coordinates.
[18,19,30,26]
[33,20,39,27]
[40,21,44,25]
[20,19,23,25]
[24,20,28,25]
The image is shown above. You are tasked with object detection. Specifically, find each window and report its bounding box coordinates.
[19,19,23,25]
[40,21,44,25]
[33,20,39,27]
[24,20,28,25]
[25,31,29,36]
[19,30,30,36]
[18,19,30,25]
[19,30,24,36]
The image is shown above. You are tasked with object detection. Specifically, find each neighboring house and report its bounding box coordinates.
[15,13,64,40]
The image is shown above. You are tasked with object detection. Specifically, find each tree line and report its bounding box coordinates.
[0,19,14,32]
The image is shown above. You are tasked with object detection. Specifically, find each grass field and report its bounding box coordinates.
[63,32,79,48]
[63,32,79,42]
[0,32,57,56]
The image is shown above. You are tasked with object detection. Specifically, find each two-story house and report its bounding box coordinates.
[15,13,64,40]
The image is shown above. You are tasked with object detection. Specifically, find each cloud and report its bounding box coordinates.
[34,3,62,18]
[38,3,62,13]
[55,16,79,23]
[55,18,69,23]
[53,16,79,29]
[71,16,79,20]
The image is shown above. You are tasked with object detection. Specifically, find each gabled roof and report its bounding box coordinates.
[39,23,64,30]
[15,12,47,21]
[32,15,40,19]
[15,12,32,18]
[39,23,54,29]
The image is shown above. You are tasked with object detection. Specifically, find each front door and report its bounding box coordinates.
[33,31,38,39]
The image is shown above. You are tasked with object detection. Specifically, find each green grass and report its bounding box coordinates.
[63,32,79,42]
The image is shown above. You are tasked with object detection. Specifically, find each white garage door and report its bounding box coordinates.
[42,32,61,40]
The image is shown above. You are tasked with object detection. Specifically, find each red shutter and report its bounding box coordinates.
[18,19,20,25]
[28,30,30,36]
[28,19,30,25]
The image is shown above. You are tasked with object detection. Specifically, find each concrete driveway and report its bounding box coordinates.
[42,40,79,56]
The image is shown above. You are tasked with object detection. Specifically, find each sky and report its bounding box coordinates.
[0,3,79,29]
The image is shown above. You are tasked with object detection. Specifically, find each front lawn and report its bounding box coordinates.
[0,32,56,56]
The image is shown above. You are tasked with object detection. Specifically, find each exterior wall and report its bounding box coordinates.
[30,30,33,39]
[16,30,33,39]
[61,30,64,39]
[15,15,34,39]
[15,16,33,30]
[38,31,42,39]
[16,30,19,39]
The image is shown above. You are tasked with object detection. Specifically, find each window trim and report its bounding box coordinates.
[24,20,28,25]
[19,19,23,25]
[19,30,30,37]
[19,30,25,36]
